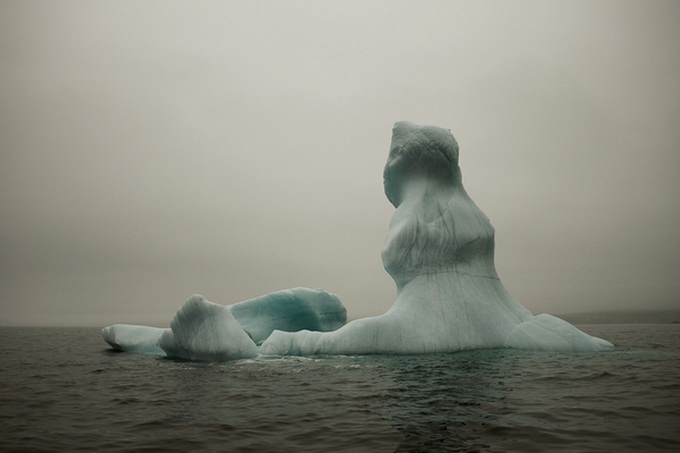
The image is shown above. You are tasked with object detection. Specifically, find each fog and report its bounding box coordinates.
[1,1,679,326]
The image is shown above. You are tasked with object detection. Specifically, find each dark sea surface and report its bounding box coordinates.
[0,324,678,452]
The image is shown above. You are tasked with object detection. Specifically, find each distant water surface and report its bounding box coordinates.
[0,324,678,452]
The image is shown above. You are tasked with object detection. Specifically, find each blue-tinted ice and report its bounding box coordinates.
[102,122,612,360]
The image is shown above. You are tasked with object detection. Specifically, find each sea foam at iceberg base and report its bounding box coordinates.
[102,121,613,361]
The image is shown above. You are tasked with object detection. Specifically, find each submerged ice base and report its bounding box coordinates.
[102,121,612,361]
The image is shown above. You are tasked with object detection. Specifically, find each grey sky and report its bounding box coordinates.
[1,1,679,326]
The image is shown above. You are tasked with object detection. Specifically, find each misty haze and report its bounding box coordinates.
[1,1,678,452]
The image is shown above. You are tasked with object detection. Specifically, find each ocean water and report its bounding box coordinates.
[0,324,678,452]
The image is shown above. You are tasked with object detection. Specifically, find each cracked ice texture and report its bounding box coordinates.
[260,122,612,355]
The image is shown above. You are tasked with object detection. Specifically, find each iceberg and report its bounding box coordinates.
[260,121,612,355]
[229,287,346,344]
[101,324,168,355]
[101,288,347,357]
[102,121,612,361]
[158,295,258,361]
[505,314,614,352]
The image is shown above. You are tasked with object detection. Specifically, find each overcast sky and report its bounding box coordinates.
[1,1,679,326]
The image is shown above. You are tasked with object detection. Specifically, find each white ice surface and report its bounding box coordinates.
[101,324,167,355]
[228,287,346,343]
[101,288,347,359]
[158,295,258,361]
[504,314,613,352]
